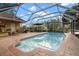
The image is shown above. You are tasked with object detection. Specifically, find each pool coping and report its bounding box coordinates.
[15,32,48,47]
[8,32,49,56]
[8,32,65,56]
[20,32,48,41]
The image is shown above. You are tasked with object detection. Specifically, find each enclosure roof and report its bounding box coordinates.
[0,3,77,24]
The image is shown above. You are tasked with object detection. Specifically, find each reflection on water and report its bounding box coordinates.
[16,32,64,52]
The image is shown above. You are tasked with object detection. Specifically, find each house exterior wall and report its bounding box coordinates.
[0,20,21,33]
[15,23,21,32]
[10,23,16,32]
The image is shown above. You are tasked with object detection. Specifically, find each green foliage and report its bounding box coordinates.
[45,19,63,32]
[63,23,71,33]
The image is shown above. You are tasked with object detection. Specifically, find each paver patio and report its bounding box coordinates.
[0,32,79,56]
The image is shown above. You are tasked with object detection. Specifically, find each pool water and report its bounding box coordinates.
[16,32,64,52]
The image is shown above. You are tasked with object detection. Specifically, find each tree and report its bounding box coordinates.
[45,19,63,32]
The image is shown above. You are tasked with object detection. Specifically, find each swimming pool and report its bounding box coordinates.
[16,32,64,52]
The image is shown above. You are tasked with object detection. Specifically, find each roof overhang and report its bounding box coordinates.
[0,14,25,23]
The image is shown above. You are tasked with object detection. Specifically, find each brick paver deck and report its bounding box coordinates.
[0,32,79,56]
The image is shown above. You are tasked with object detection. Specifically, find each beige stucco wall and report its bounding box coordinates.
[15,23,21,32]
[10,23,16,32]
[0,20,21,33]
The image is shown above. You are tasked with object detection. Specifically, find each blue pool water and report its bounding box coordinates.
[16,32,64,52]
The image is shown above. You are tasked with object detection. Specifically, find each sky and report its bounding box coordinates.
[15,3,75,24]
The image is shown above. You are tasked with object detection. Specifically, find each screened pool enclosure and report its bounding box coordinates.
[0,3,79,33]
